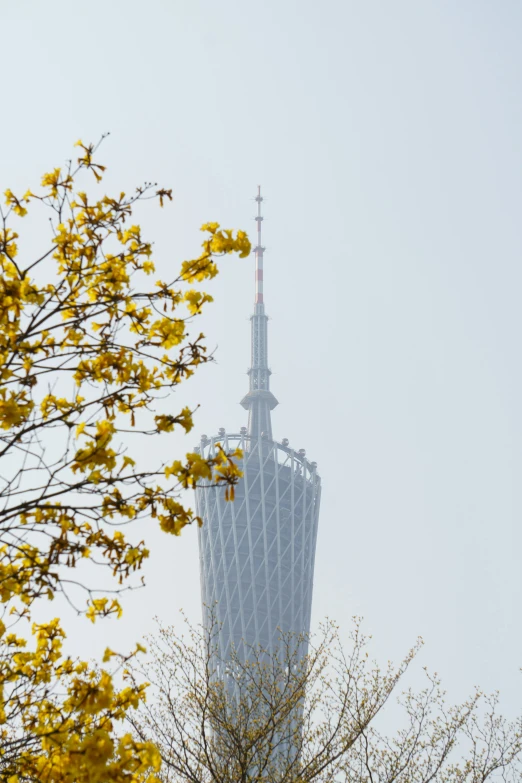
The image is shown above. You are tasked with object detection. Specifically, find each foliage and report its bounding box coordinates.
[0,139,249,781]
[127,615,522,783]
[0,137,247,616]
[0,620,161,782]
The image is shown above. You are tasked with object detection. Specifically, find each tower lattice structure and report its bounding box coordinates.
[196,189,321,661]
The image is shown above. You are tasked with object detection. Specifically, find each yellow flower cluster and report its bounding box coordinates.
[165,445,243,500]
[179,222,250,283]
[0,389,34,429]
[4,188,30,217]
[154,406,194,433]
[72,419,118,474]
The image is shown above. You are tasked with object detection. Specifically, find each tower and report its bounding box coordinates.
[195,189,321,662]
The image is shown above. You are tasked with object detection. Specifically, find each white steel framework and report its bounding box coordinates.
[196,188,321,661]
[196,433,321,661]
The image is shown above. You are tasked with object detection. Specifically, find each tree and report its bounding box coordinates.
[0,624,161,782]
[0,138,248,782]
[127,615,522,783]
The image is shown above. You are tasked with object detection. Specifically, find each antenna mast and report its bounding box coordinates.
[255,185,264,306]
[241,187,278,440]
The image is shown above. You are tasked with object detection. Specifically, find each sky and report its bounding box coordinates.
[2,0,522,718]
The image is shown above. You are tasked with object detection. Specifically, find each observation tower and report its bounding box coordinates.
[195,189,321,661]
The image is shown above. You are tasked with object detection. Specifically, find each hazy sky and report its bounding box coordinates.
[2,0,522,716]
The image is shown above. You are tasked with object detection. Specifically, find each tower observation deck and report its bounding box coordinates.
[196,189,321,662]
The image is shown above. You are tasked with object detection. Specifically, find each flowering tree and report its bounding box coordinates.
[128,616,522,783]
[0,138,248,781]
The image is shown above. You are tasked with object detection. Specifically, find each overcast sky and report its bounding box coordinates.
[2,0,522,716]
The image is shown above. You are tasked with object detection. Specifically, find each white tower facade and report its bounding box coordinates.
[196,190,321,661]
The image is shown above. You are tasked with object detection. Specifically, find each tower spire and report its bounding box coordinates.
[240,187,278,441]
[255,185,264,305]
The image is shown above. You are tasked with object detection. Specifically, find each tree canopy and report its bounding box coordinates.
[0,138,248,782]
[128,615,522,783]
